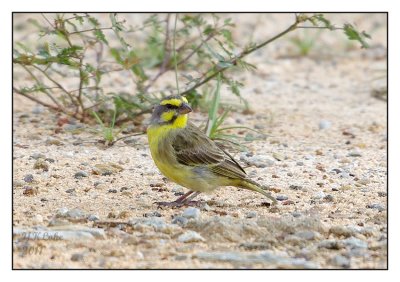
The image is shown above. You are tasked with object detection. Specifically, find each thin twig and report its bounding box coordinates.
[113,132,146,143]
[180,20,299,96]
[142,14,171,93]
[20,65,63,109]
[31,65,77,106]
[69,27,114,35]
[177,32,214,67]
[173,13,180,94]
[13,87,61,112]
[297,26,343,30]
[41,13,54,28]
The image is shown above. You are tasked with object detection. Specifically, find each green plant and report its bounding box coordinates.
[13,13,372,145]
[91,107,122,146]
[289,30,321,56]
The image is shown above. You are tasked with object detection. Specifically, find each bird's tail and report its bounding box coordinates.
[239,179,277,204]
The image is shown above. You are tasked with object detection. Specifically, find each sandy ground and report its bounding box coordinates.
[12,13,387,269]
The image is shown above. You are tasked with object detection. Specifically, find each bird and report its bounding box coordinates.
[146,94,277,207]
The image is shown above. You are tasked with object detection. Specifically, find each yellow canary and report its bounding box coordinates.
[147,95,276,206]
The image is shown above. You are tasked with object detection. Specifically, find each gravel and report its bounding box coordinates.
[194,251,319,268]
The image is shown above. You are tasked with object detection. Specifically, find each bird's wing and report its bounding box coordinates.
[172,123,247,180]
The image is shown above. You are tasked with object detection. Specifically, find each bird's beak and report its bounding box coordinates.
[179,103,192,114]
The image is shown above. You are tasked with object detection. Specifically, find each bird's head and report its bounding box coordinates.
[150,95,192,128]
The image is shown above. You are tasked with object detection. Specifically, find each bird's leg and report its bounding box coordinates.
[155,191,194,207]
[175,191,195,203]
[181,191,206,208]
[181,191,200,204]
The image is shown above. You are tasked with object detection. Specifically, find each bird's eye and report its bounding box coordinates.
[166,104,176,109]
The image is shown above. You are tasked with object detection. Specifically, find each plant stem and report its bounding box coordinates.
[180,21,299,96]
[13,87,61,112]
[173,13,180,95]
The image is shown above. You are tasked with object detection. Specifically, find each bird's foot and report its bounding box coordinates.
[155,201,185,208]
[185,200,206,208]
[155,200,206,208]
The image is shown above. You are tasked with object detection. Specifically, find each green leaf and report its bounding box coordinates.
[88,17,100,27]
[314,14,333,29]
[110,48,123,64]
[343,23,371,48]
[94,29,109,44]
[217,61,234,68]
[220,29,232,42]
[204,42,225,62]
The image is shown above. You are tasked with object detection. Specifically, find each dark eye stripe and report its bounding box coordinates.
[165,104,178,109]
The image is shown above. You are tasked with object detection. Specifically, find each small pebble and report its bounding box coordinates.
[23,186,37,196]
[377,191,387,197]
[292,212,302,218]
[331,255,350,268]
[289,185,302,190]
[56,207,69,217]
[95,184,107,190]
[92,163,123,176]
[296,161,304,166]
[87,214,100,221]
[33,159,49,171]
[65,188,75,194]
[108,189,118,193]
[66,208,85,219]
[143,211,162,217]
[276,195,288,201]
[71,253,85,262]
[120,187,130,192]
[329,226,355,237]
[319,120,332,130]
[313,191,325,199]
[172,216,188,226]
[342,237,368,249]
[13,180,25,187]
[178,231,205,243]
[74,171,88,179]
[272,152,284,161]
[30,153,46,160]
[46,138,63,146]
[23,174,34,183]
[182,207,201,220]
[366,203,385,212]
[33,214,43,224]
[282,200,295,205]
[294,231,318,240]
[348,151,362,157]
[245,211,257,218]
[172,186,184,194]
[323,194,334,202]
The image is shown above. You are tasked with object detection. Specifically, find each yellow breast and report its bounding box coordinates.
[147,124,189,185]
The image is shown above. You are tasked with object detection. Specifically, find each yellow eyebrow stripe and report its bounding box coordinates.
[160,98,182,107]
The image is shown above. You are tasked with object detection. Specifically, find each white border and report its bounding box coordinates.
[2,0,397,280]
